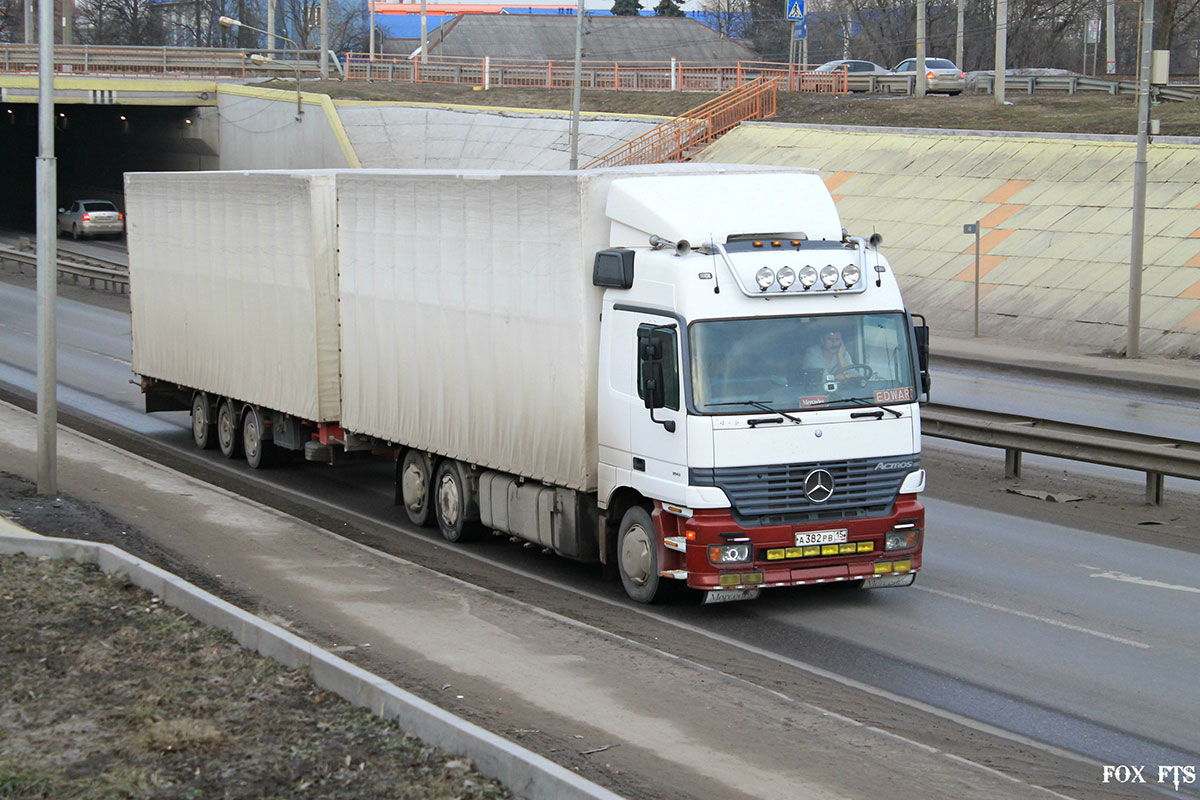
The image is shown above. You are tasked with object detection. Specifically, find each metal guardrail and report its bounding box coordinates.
[974,73,1200,102]
[0,243,128,293]
[0,43,323,79]
[922,403,1200,505]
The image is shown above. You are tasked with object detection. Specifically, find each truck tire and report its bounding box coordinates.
[617,506,662,604]
[216,399,242,459]
[191,393,216,450]
[433,460,479,543]
[242,406,276,469]
[398,449,435,527]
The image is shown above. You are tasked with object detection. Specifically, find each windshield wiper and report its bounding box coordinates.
[841,397,903,418]
[705,400,802,425]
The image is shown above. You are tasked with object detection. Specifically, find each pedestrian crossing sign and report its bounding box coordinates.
[786,0,805,20]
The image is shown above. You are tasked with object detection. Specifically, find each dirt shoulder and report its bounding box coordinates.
[0,497,511,800]
[301,78,1200,137]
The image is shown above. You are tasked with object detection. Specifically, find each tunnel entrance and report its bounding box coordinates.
[1,103,216,232]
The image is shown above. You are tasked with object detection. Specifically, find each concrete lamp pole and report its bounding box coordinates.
[220,16,304,121]
[37,0,59,495]
[569,0,584,169]
[1128,0,1155,358]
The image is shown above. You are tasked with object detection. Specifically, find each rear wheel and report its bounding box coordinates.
[71,224,80,240]
[242,406,275,469]
[433,460,479,543]
[398,449,435,527]
[617,506,662,604]
[191,393,216,450]
[216,399,242,459]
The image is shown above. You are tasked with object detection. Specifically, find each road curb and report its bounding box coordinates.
[0,527,624,800]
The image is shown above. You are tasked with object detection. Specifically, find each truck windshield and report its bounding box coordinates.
[690,312,918,414]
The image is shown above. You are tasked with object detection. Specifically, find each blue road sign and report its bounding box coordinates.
[792,19,807,39]
[786,0,805,21]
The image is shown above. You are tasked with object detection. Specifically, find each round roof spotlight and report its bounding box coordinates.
[755,267,776,292]
[776,266,796,290]
[819,265,840,289]
[798,266,819,290]
[841,264,861,287]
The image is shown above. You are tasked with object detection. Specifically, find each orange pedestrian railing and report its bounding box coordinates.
[582,76,777,169]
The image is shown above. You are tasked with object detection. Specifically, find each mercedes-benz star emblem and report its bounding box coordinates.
[803,469,835,503]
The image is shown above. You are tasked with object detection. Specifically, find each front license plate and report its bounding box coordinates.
[702,588,761,604]
[794,529,848,547]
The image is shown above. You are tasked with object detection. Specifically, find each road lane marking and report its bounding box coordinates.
[914,585,1152,649]
[1080,564,1200,595]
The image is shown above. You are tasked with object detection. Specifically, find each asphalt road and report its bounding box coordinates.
[2,277,1199,798]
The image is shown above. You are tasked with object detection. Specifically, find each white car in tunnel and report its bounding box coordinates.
[57,200,125,240]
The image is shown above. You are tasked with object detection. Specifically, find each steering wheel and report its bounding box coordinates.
[833,363,875,383]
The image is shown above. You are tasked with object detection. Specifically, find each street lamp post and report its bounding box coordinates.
[219,16,304,121]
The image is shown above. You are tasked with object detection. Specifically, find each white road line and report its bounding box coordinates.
[1080,564,1200,595]
[914,585,1152,649]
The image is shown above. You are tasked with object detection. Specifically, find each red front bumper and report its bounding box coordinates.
[655,496,924,591]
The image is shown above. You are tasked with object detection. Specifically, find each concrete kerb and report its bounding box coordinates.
[0,526,624,800]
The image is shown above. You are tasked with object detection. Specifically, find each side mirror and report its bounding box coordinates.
[640,359,666,410]
[636,329,676,433]
[912,314,931,396]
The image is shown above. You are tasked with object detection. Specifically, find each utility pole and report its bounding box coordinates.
[1128,0,1154,358]
[36,0,58,495]
[569,0,583,169]
[63,0,73,44]
[1106,0,1116,73]
[24,0,34,43]
[994,0,1007,104]
[419,0,428,65]
[956,0,964,70]
[319,0,328,79]
[268,0,276,56]
[915,0,926,97]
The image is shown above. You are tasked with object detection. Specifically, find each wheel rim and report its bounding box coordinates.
[620,523,653,587]
[218,404,235,450]
[437,472,460,528]
[191,397,207,441]
[244,413,261,461]
[401,459,427,512]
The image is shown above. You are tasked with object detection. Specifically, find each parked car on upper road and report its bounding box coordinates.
[814,59,889,75]
[57,200,125,240]
[890,58,966,95]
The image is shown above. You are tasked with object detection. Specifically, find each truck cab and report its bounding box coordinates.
[594,172,929,604]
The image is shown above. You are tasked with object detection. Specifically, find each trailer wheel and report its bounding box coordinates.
[434,460,478,543]
[190,393,216,450]
[242,406,275,469]
[398,449,435,527]
[216,399,242,459]
[617,506,662,604]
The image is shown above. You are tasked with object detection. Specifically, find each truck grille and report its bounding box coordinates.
[690,455,919,525]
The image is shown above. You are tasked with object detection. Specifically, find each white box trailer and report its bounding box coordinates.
[130,166,931,605]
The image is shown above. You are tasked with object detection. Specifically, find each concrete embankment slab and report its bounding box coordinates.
[697,123,1200,358]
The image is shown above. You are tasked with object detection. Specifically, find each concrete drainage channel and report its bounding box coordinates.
[0,522,623,800]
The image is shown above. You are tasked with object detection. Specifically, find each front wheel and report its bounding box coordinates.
[617,506,662,604]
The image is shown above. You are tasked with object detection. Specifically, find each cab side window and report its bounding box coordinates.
[636,324,679,411]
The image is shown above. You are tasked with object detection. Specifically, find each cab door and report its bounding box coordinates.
[625,311,689,505]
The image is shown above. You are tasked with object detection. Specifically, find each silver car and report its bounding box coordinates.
[57,200,125,240]
[814,59,889,76]
[891,57,966,95]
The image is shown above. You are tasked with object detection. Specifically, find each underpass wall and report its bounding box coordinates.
[696,124,1200,358]
[216,85,357,170]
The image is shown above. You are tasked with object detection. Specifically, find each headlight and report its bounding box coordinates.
[798,266,818,289]
[841,264,861,287]
[776,266,796,290]
[885,528,920,551]
[708,543,753,564]
[819,265,839,288]
[755,267,775,291]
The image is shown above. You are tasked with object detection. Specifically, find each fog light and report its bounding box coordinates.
[798,266,818,289]
[874,562,893,574]
[819,265,839,288]
[841,264,861,286]
[755,267,775,291]
[856,541,874,553]
[893,559,912,572]
[777,266,796,290]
